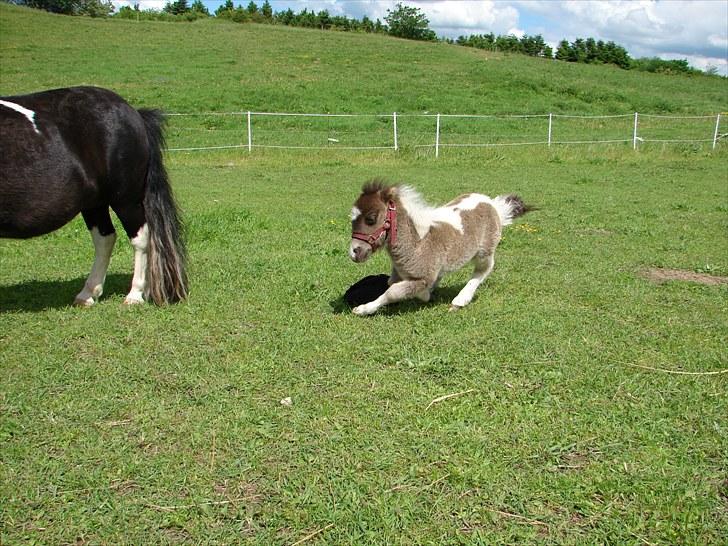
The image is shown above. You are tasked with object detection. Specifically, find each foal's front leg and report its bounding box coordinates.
[352,278,430,316]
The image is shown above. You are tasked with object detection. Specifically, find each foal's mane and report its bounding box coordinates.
[361,178,391,195]
[398,185,447,238]
[361,180,431,210]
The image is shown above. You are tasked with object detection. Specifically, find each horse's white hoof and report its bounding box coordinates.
[74,296,95,307]
[123,295,145,305]
[448,304,463,312]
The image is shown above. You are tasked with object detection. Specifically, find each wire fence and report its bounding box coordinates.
[166,111,726,154]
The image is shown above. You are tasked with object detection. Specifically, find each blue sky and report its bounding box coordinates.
[116,1,728,75]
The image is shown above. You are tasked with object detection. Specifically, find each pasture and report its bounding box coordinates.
[1,4,727,544]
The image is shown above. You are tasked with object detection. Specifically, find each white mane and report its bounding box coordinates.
[396,186,442,239]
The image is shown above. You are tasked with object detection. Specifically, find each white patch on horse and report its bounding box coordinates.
[0,99,40,134]
[398,186,491,238]
[125,223,149,304]
[350,206,362,222]
[74,227,117,306]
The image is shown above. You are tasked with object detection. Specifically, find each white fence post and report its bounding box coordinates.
[435,113,440,158]
[247,111,252,153]
[393,112,398,151]
[633,112,639,150]
[713,114,721,150]
[548,113,552,147]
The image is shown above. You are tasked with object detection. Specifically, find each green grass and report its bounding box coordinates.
[2,3,726,116]
[1,4,727,544]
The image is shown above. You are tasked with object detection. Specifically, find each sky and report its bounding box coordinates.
[114,0,728,75]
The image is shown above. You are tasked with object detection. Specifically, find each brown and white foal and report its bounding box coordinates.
[349,181,530,315]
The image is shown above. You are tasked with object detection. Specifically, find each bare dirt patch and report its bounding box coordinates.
[639,268,728,286]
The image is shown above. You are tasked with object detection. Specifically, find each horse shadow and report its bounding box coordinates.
[329,283,466,315]
[0,274,131,312]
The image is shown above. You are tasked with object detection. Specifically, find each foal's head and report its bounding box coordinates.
[349,181,397,263]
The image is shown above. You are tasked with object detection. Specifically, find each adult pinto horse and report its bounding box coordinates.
[349,180,531,315]
[0,86,187,306]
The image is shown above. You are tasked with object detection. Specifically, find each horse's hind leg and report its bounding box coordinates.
[75,207,117,306]
[111,202,148,305]
[450,252,495,310]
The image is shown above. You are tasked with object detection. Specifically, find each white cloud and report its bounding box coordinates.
[708,34,728,50]
[507,27,525,39]
[412,1,520,36]
[114,0,166,9]
[664,53,728,76]
[516,1,728,70]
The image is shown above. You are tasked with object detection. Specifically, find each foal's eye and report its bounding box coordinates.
[365,216,376,226]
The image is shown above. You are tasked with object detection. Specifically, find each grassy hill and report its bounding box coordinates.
[1,4,727,545]
[1,3,726,116]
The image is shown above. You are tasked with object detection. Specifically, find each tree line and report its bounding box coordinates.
[9,0,718,76]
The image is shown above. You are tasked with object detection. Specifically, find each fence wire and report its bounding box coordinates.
[165,111,726,153]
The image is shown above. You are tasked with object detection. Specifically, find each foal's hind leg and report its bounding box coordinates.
[450,252,495,310]
[75,208,117,306]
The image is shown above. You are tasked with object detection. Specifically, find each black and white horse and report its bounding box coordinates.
[0,86,187,306]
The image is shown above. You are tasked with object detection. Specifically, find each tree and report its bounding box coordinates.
[261,0,272,20]
[215,0,233,17]
[164,0,188,15]
[385,3,436,41]
[246,1,257,15]
[190,0,208,16]
[554,39,571,61]
[277,8,295,25]
[20,0,112,16]
[585,37,598,63]
[77,0,112,16]
[360,15,374,33]
[316,9,331,30]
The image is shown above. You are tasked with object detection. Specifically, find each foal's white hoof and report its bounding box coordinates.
[73,296,96,307]
[352,304,375,316]
[123,294,145,305]
[448,304,463,312]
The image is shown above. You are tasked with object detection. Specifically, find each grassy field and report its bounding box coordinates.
[1,4,727,544]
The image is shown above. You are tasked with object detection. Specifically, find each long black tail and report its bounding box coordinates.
[139,109,188,304]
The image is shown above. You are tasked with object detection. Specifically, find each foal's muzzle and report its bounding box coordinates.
[349,240,372,263]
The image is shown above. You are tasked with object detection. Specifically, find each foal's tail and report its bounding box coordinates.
[139,109,189,304]
[491,194,535,227]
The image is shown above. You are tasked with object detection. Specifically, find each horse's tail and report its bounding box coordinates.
[490,194,535,227]
[139,108,188,304]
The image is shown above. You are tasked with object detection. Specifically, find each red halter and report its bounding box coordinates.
[352,201,397,250]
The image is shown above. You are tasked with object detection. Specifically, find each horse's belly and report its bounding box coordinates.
[0,175,85,238]
[0,206,80,238]
[0,156,92,238]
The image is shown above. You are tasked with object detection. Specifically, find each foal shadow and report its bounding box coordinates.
[329,284,466,315]
[0,274,130,312]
